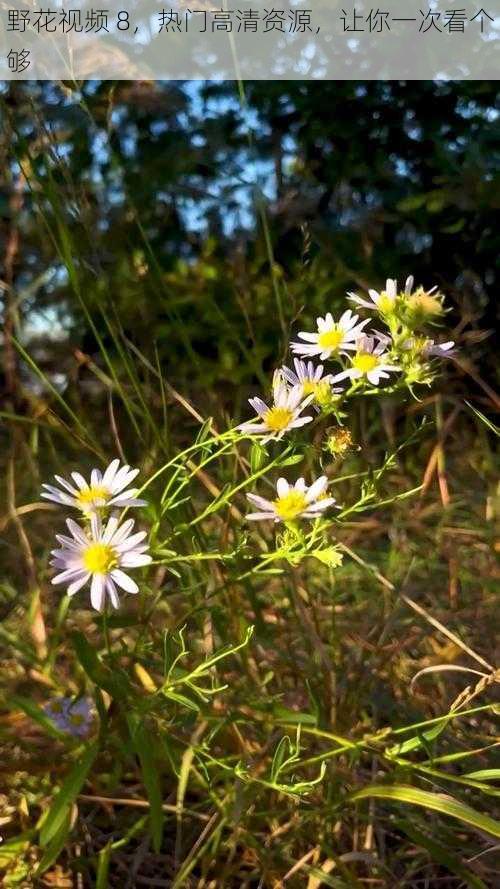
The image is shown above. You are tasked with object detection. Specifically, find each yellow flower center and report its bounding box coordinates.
[264,406,294,432]
[352,352,379,374]
[50,701,64,714]
[82,543,117,574]
[302,379,331,405]
[273,491,308,521]
[411,336,428,352]
[377,292,396,314]
[318,328,344,351]
[76,485,110,509]
[69,713,85,727]
[408,291,443,317]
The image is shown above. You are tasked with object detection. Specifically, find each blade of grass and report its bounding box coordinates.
[350,784,500,838]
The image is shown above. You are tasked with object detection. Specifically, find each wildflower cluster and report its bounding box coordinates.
[44,695,95,738]
[43,458,151,612]
[239,275,454,524]
[349,275,455,386]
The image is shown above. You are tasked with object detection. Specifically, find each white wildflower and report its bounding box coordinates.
[50,515,152,611]
[41,459,147,514]
[290,310,369,361]
[238,370,314,441]
[281,358,342,411]
[332,335,400,387]
[246,476,336,522]
[348,277,407,313]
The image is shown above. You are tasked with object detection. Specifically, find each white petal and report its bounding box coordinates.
[105,577,120,609]
[249,397,269,416]
[111,467,140,494]
[90,468,102,487]
[274,379,288,408]
[306,497,336,512]
[110,496,147,508]
[281,366,299,387]
[54,475,79,495]
[102,516,120,543]
[286,386,304,411]
[290,342,321,356]
[297,332,319,343]
[331,370,353,383]
[386,279,397,299]
[107,518,135,545]
[52,567,84,585]
[67,572,91,596]
[247,511,276,521]
[306,476,328,502]
[238,422,269,434]
[110,569,138,594]
[90,574,106,611]
[348,294,373,310]
[109,487,141,502]
[289,416,313,428]
[247,493,273,510]
[120,552,152,567]
[41,490,75,506]
[276,478,289,498]
[66,519,88,544]
[101,459,122,487]
[55,534,82,550]
[71,472,89,490]
[90,514,103,540]
[115,530,147,552]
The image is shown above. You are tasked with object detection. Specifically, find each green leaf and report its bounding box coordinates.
[250,440,267,473]
[271,735,292,783]
[163,689,200,712]
[39,742,98,846]
[127,716,164,853]
[36,811,72,875]
[387,717,448,756]
[195,416,214,444]
[350,784,500,838]
[278,453,304,467]
[464,769,500,782]
[311,547,344,568]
